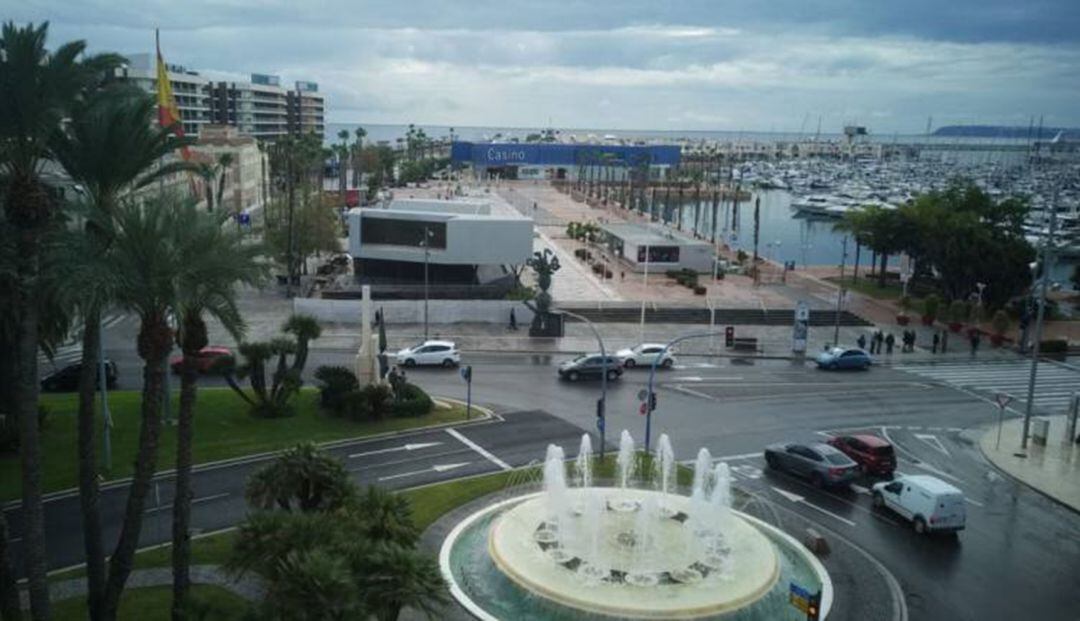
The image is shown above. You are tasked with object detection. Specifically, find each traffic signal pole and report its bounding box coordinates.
[559,310,608,459]
[644,330,729,453]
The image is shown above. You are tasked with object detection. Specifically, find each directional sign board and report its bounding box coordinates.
[638,389,649,402]
[789,582,811,613]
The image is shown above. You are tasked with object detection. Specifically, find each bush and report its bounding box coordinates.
[341,384,394,422]
[314,366,360,412]
[991,309,1010,335]
[504,285,536,301]
[665,270,681,279]
[393,383,434,417]
[693,286,707,295]
[604,269,613,279]
[736,250,748,264]
[573,248,588,260]
[898,295,912,313]
[922,294,941,320]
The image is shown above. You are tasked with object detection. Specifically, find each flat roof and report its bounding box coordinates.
[601,222,710,247]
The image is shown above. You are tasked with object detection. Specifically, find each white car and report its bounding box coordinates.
[395,340,460,368]
[872,474,966,535]
[615,343,676,369]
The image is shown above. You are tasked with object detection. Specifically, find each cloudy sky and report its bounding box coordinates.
[9,0,1080,133]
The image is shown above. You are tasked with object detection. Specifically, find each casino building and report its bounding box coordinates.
[450,142,681,181]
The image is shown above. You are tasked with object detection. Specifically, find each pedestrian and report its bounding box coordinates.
[620,271,626,281]
[932,332,940,353]
[857,334,867,351]
[885,333,895,355]
[970,331,979,357]
[875,330,884,354]
[509,307,518,331]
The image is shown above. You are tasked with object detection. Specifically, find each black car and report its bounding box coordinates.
[557,354,623,382]
[41,360,118,392]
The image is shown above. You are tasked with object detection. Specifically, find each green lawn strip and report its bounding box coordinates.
[49,529,238,583]
[1,387,470,500]
[824,276,914,302]
[51,584,249,620]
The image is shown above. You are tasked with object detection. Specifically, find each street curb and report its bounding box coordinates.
[976,425,1080,517]
[3,397,498,510]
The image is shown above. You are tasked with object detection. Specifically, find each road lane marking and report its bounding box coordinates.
[348,441,443,459]
[378,462,471,482]
[770,486,857,526]
[669,385,715,400]
[964,497,984,507]
[913,433,951,457]
[446,428,511,471]
[851,484,871,495]
[145,492,230,514]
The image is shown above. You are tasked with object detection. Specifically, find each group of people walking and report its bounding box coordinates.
[858,327,981,356]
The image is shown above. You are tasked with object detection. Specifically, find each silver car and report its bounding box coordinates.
[764,442,859,488]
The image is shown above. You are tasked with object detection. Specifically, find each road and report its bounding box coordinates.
[30,318,1080,620]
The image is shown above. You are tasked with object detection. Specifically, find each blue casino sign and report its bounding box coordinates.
[451,142,681,168]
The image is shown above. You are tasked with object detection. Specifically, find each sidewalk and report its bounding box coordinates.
[980,415,1080,513]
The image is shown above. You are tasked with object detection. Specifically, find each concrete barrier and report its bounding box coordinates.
[293,298,535,326]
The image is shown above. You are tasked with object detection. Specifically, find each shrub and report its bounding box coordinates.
[504,285,536,301]
[736,250,748,264]
[573,248,588,260]
[665,270,681,279]
[393,383,434,417]
[948,299,969,324]
[922,294,941,320]
[341,384,394,422]
[898,295,912,313]
[693,285,707,295]
[991,310,1010,335]
[604,269,613,279]
[314,366,360,412]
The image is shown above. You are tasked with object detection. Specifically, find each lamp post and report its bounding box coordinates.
[644,330,728,452]
[421,225,433,340]
[833,235,848,346]
[639,243,650,343]
[1021,187,1058,450]
[559,309,610,459]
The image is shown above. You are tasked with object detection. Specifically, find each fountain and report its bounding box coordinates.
[441,430,833,620]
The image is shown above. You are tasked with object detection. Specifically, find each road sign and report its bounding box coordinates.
[789,583,811,613]
[460,365,473,381]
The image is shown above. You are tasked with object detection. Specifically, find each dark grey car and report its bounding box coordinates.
[764,442,859,487]
[557,354,623,382]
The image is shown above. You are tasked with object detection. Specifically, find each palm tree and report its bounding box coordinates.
[353,127,367,188]
[195,152,234,213]
[0,22,121,619]
[245,443,354,512]
[50,84,194,620]
[100,195,189,619]
[357,543,447,621]
[170,203,267,619]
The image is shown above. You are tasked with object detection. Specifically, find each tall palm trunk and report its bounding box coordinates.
[0,483,21,621]
[76,311,107,620]
[10,174,51,620]
[170,353,199,621]
[878,252,889,288]
[102,313,170,620]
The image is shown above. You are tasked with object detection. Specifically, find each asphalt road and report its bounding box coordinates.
[29,319,1080,620]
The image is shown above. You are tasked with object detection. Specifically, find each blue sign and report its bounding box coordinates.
[789,583,811,600]
[451,141,681,168]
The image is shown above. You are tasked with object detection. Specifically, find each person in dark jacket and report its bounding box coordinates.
[885,333,895,354]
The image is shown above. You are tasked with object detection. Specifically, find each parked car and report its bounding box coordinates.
[764,442,859,487]
[557,354,623,382]
[815,347,872,370]
[615,343,676,369]
[826,434,896,477]
[872,474,966,535]
[41,360,118,392]
[395,340,460,367]
[170,346,234,374]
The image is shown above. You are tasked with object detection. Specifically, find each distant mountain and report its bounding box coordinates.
[932,125,1080,140]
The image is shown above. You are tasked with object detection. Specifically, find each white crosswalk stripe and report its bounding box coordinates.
[895,360,1080,414]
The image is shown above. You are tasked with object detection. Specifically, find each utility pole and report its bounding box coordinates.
[639,244,650,343]
[422,225,432,340]
[1021,185,1058,450]
[285,140,296,298]
[833,235,848,346]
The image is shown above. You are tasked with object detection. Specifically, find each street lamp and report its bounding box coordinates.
[421,226,434,340]
[559,309,611,459]
[1021,186,1059,450]
[643,330,728,452]
[639,243,650,343]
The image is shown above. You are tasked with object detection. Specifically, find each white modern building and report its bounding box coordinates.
[601,222,715,273]
[347,198,533,285]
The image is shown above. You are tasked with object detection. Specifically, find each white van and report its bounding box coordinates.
[872,474,966,535]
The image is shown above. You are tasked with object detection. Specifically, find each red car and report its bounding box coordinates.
[826,434,896,477]
[170,346,234,375]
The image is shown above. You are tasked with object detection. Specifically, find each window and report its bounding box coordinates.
[361,218,447,249]
[846,437,863,450]
[636,245,680,263]
[643,347,661,354]
[825,453,850,465]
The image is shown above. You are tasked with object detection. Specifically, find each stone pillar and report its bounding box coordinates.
[355,285,379,385]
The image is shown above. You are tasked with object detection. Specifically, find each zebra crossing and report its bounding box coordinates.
[37,313,129,368]
[894,359,1080,414]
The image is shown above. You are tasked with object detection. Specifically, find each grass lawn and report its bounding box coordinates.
[824,275,914,302]
[0,387,471,500]
[51,584,249,620]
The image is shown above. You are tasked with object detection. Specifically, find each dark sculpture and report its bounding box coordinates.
[523,249,564,337]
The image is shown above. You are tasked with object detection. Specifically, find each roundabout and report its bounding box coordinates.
[439,432,833,620]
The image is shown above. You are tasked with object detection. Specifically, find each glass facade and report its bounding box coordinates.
[361,218,447,249]
[637,246,680,263]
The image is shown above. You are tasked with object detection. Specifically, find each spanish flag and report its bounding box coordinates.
[155,29,191,160]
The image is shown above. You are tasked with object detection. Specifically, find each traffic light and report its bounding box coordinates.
[460,365,472,382]
[649,392,657,412]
